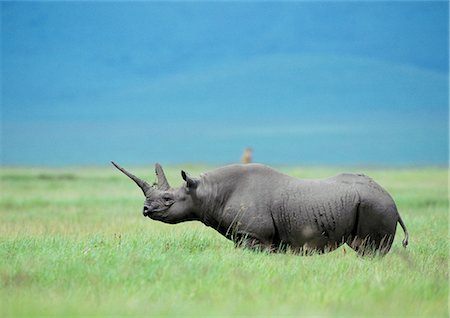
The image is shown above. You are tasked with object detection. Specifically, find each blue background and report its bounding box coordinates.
[1,2,448,166]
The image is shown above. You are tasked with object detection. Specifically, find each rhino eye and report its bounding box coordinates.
[162,194,174,206]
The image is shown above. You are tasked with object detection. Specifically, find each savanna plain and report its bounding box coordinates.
[0,165,448,317]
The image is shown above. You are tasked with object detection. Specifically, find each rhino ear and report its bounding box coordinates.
[181,170,198,189]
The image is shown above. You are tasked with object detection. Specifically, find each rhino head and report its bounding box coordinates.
[111,162,199,224]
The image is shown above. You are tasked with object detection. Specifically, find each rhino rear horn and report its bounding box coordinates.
[155,163,170,190]
[111,161,151,195]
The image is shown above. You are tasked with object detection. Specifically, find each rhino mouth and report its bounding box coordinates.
[144,210,168,222]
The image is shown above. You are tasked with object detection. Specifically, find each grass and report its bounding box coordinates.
[0,165,448,317]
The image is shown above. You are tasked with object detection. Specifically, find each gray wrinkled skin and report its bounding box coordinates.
[112,162,409,256]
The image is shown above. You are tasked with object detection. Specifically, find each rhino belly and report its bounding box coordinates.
[272,192,359,250]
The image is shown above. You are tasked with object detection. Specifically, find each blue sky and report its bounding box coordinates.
[1,2,448,166]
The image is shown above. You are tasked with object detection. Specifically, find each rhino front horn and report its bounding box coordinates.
[111,161,151,195]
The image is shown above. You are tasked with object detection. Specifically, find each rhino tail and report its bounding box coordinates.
[398,214,409,248]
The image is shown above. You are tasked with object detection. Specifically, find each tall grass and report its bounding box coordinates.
[0,166,448,317]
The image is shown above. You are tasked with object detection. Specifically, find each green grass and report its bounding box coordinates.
[0,165,448,317]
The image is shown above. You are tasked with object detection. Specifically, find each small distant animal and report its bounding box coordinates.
[241,147,253,164]
[112,162,408,256]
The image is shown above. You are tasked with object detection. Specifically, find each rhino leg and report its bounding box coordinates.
[347,200,398,256]
[234,232,275,252]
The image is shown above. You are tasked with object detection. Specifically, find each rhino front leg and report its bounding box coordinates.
[234,232,275,252]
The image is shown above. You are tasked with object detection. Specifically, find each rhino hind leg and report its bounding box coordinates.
[346,201,398,256]
[348,234,394,256]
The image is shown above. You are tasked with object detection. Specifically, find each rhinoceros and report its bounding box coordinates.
[112,162,408,256]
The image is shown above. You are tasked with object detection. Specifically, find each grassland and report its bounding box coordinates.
[0,165,448,317]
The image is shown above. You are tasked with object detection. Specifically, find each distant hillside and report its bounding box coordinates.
[2,54,448,166]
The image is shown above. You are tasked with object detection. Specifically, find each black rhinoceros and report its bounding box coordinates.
[112,162,408,256]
